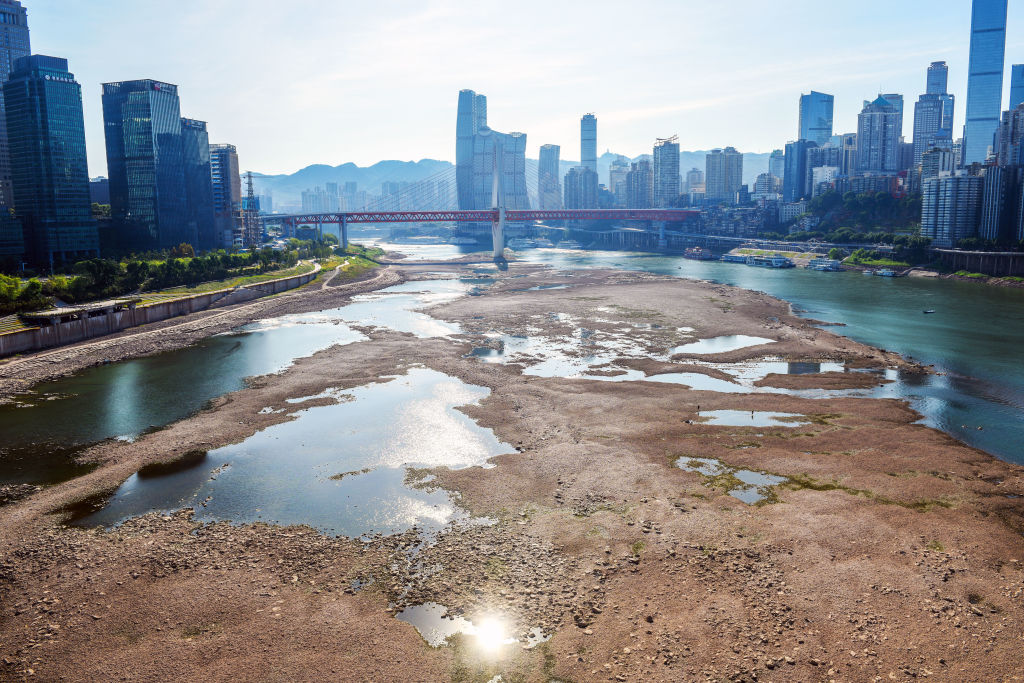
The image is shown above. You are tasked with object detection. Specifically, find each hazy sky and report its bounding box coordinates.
[25,0,1024,176]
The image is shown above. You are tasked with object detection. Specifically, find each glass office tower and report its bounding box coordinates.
[102,80,188,250]
[963,0,1008,165]
[0,0,30,209]
[4,55,98,269]
[798,92,835,146]
[181,118,215,250]
[581,114,597,175]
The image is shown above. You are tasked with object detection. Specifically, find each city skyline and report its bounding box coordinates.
[21,0,1024,175]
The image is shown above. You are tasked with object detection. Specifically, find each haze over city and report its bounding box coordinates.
[26,0,1024,174]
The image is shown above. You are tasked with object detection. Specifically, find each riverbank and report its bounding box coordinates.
[1,262,1021,681]
[0,264,398,400]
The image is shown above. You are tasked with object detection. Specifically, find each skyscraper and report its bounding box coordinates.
[979,165,1022,242]
[913,62,956,164]
[805,145,843,198]
[625,160,653,209]
[609,157,631,206]
[538,144,562,210]
[210,144,241,247]
[857,96,902,173]
[783,140,817,202]
[4,55,97,269]
[180,119,215,250]
[963,0,1008,165]
[456,89,487,210]
[705,148,743,204]
[653,137,680,207]
[798,92,834,146]
[921,174,983,248]
[1010,64,1024,110]
[0,0,29,209]
[455,89,529,211]
[103,80,188,250]
[581,114,597,175]
[684,167,705,193]
[563,166,598,209]
[769,150,786,182]
[996,104,1024,167]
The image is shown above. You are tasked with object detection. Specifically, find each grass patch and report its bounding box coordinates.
[954,270,987,279]
[631,541,646,557]
[783,473,955,511]
[141,263,316,300]
[926,540,945,552]
[847,257,912,267]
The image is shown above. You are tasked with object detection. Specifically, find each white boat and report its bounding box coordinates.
[556,240,583,250]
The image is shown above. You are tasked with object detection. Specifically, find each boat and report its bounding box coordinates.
[534,238,555,248]
[746,254,795,269]
[862,269,875,276]
[684,247,716,261]
[876,269,897,277]
[507,238,538,249]
[556,240,583,250]
[808,258,843,272]
[721,254,748,264]
[923,309,936,314]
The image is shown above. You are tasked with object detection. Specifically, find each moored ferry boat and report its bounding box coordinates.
[808,258,843,271]
[721,253,748,264]
[746,254,795,269]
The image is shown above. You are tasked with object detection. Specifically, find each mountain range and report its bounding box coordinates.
[254,151,773,208]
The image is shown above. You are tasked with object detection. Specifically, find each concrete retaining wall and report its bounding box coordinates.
[0,266,318,358]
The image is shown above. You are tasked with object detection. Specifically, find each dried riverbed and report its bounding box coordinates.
[1,261,1023,682]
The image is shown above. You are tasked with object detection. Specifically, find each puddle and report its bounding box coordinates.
[670,335,775,356]
[396,603,537,650]
[676,457,787,504]
[330,281,466,338]
[698,410,809,427]
[73,368,515,537]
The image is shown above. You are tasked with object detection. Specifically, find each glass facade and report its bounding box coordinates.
[857,96,902,173]
[210,144,241,248]
[798,92,834,146]
[102,79,188,250]
[963,0,1008,165]
[1010,64,1024,110]
[4,55,98,269]
[581,114,597,175]
[653,139,680,207]
[0,0,30,208]
[538,144,562,210]
[180,118,215,250]
[455,89,486,210]
[913,62,955,164]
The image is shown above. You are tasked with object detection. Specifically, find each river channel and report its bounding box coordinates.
[1,240,1022,528]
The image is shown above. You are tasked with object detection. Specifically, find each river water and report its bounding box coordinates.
[1,241,1022,506]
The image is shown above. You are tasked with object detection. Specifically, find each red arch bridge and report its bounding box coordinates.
[264,209,700,259]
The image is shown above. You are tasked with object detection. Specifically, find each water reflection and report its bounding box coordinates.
[74,368,516,536]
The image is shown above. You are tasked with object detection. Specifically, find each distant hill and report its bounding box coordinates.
[256,151,773,208]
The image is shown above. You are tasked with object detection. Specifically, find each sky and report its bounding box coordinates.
[24,0,1024,176]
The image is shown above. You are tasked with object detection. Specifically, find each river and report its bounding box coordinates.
[1,240,1022,495]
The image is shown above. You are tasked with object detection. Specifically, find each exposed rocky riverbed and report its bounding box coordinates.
[1,261,1022,682]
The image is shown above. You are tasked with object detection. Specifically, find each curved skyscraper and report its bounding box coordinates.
[963,0,1008,165]
[455,89,529,211]
[798,92,834,146]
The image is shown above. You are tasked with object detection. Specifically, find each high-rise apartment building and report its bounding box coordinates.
[921,174,983,247]
[783,140,817,202]
[0,0,29,209]
[563,166,598,210]
[609,157,630,206]
[209,144,241,247]
[798,92,834,146]
[705,147,743,204]
[626,160,653,209]
[963,0,1008,165]
[805,145,843,198]
[921,148,956,183]
[103,80,189,250]
[581,114,597,175]
[769,150,786,182]
[979,165,1022,242]
[456,89,487,210]
[996,104,1024,166]
[684,167,705,193]
[1011,65,1024,110]
[857,96,903,173]
[455,89,529,211]
[913,62,956,164]
[538,144,562,210]
[4,56,97,269]
[180,118,215,250]
[653,137,680,207]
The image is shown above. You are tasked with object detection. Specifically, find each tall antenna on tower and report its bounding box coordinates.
[242,171,261,247]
